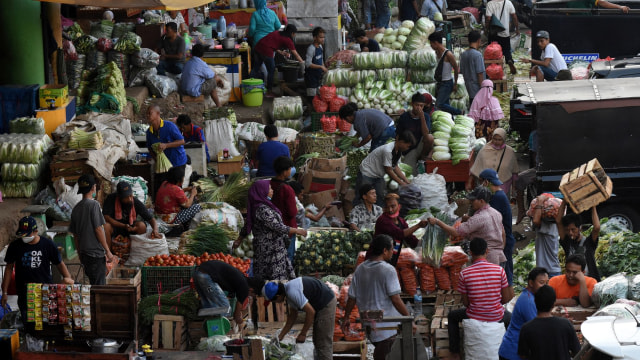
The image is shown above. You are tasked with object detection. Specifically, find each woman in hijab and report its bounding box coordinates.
[468,79,504,142]
[248,0,282,47]
[234,180,305,280]
[468,128,519,196]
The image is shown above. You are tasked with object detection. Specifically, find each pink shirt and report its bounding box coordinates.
[457,205,506,264]
[458,259,509,322]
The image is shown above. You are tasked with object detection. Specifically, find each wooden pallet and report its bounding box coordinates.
[559,158,612,213]
[152,314,188,351]
[54,149,90,161]
[435,290,463,307]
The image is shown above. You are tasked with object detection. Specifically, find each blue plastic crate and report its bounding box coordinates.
[0,85,39,134]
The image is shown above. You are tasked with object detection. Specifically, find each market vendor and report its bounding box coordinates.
[256,124,290,177]
[374,193,428,266]
[428,186,507,266]
[163,10,188,35]
[549,254,597,308]
[270,156,299,262]
[356,131,415,207]
[263,278,336,359]
[252,24,304,98]
[468,128,518,196]
[557,201,601,281]
[2,216,75,333]
[397,92,434,174]
[155,166,201,235]
[349,183,383,231]
[352,29,380,52]
[305,27,328,98]
[193,260,264,326]
[176,114,211,163]
[179,44,225,108]
[339,103,396,152]
[156,22,185,76]
[103,181,160,243]
[146,105,188,183]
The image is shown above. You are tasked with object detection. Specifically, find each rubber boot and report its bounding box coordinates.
[516,189,526,224]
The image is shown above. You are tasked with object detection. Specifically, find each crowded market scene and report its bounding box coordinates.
[1,0,640,358]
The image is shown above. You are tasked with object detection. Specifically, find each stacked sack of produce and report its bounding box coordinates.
[484,42,504,80]
[0,132,53,198]
[431,111,455,161]
[448,115,476,165]
[402,18,436,52]
[76,61,127,114]
[409,48,439,95]
[272,96,304,131]
[334,275,365,341]
[449,78,470,112]
[129,48,160,87]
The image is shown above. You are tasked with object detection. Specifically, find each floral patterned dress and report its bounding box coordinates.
[251,204,295,280]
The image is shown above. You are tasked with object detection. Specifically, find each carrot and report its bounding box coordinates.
[356,251,367,267]
[398,266,418,296]
[417,263,436,292]
[449,265,463,291]
[435,267,452,290]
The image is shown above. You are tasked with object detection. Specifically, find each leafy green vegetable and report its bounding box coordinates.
[185,224,231,256]
[152,143,173,173]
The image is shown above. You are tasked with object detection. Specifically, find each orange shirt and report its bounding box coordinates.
[549,275,597,299]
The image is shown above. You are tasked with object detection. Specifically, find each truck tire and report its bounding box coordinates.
[598,204,640,232]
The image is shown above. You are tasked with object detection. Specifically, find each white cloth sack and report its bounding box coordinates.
[125,229,169,266]
[235,122,298,143]
[205,119,240,158]
[190,202,244,232]
[182,164,192,189]
[462,318,505,360]
[412,169,448,211]
[111,175,149,204]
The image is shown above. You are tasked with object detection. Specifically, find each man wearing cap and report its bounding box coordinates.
[69,174,114,285]
[428,186,507,266]
[102,181,161,244]
[479,168,516,285]
[264,277,336,360]
[520,30,567,82]
[2,216,74,332]
[146,104,188,176]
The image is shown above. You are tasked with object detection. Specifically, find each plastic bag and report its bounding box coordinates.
[484,42,503,60]
[197,335,230,352]
[629,274,640,301]
[486,63,504,80]
[295,342,315,358]
[131,48,160,68]
[90,21,114,39]
[107,51,130,85]
[205,118,241,158]
[398,184,422,217]
[66,53,86,89]
[146,74,178,98]
[568,60,589,80]
[526,194,562,219]
[97,38,113,52]
[112,22,136,40]
[129,67,156,87]
[125,229,169,266]
[329,96,346,112]
[190,202,244,232]
[462,318,505,359]
[592,273,629,307]
[85,50,106,70]
[319,84,337,102]
[63,39,78,61]
[412,170,448,211]
[273,96,303,120]
[313,95,328,112]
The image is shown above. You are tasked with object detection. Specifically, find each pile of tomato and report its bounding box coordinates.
[143,252,251,275]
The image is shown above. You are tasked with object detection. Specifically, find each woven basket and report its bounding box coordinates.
[298,133,336,158]
[246,139,298,160]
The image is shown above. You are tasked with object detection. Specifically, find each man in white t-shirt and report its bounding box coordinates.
[485,0,519,75]
[356,131,415,206]
[520,30,568,82]
[342,234,412,360]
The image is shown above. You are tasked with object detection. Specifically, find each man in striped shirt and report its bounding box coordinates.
[447,237,514,359]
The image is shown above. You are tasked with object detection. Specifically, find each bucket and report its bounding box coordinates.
[224,339,250,355]
[241,78,265,107]
[196,24,213,39]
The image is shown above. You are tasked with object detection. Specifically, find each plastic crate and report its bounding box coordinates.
[142,265,195,297]
[311,112,339,132]
[0,84,39,134]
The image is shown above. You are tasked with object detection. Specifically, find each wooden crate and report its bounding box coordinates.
[426,159,471,182]
[50,159,93,184]
[152,314,188,351]
[551,305,597,332]
[333,340,367,360]
[493,79,508,93]
[253,296,287,322]
[106,266,141,286]
[187,320,207,349]
[92,285,138,340]
[435,290,463,307]
[559,158,613,214]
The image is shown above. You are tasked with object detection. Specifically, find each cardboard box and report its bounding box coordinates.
[308,155,347,173]
[301,169,343,194]
[305,189,345,220]
[39,84,68,108]
[217,150,243,174]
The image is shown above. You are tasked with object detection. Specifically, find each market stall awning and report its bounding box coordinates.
[35,0,210,11]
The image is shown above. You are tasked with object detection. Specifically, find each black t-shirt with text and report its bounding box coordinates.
[5,236,61,294]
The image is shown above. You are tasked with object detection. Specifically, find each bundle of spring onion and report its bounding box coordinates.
[196,172,251,210]
[185,224,231,256]
[68,128,104,149]
[421,207,452,267]
[152,142,172,173]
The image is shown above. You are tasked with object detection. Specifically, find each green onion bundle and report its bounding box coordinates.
[199,172,251,210]
[185,224,231,256]
[152,142,173,173]
[68,128,104,149]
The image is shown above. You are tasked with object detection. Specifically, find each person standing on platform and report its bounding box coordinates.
[305,27,328,99]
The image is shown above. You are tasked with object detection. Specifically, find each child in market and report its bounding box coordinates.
[305,27,328,100]
[288,181,333,228]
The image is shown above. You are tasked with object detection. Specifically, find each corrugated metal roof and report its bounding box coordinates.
[514,78,640,103]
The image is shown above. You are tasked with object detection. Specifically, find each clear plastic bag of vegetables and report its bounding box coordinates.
[0,181,39,198]
[322,68,352,87]
[131,48,160,69]
[90,20,114,38]
[273,96,303,120]
[422,207,454,267]
[409,48,438,70]
[74,35,98,54]
[113,32,142,54]
[10,117,45,135]
[409,68,435,83]
[376,68,406,81]
[112,22,136,40]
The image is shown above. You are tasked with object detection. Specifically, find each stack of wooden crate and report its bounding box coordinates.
[152,314,188,351]
[559,158,612,214]
[430,290,464,359]
[50,149,93,185]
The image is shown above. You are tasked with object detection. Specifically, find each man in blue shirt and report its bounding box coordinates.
[180,44,224,107]
[146,104,188,169]
[499,267,549,360]
[305,27,328,98]
[479,168,516,285]
[256,124,290,177]
[339,103,395,152]
[176,114,210,162]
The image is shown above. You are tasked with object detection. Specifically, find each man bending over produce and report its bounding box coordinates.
[549,254,596,307]
[340,103,396,152]
[194,260,264,329]
[179,44,224,107]
[343,234,412,360]
[356,131,415,207]
[557,201,601,281]
[264,277,336,359]
[429,186,506,265]
[353,29,380,52]
[103,181,161,245]
[396,92,434,174]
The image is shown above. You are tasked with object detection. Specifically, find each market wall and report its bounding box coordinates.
[0,0,45,85]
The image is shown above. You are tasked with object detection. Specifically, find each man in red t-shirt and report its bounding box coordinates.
[447,237,514,360]
[270,156,298,262]
[252,24,304,97]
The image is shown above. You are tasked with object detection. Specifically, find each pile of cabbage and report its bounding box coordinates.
[403,18,436,52]
[408,47,439,95]
[449,77,470,113]
[0,133,53,198]
[431,112,476,164]
[349,77,421,114]
[374,20,415,50]
[273,96,303,120]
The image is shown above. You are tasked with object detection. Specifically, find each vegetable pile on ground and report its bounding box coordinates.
[295,230,373,275]
[273,96,303,120]
[512,242,536,291]
[184,224,231,256]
